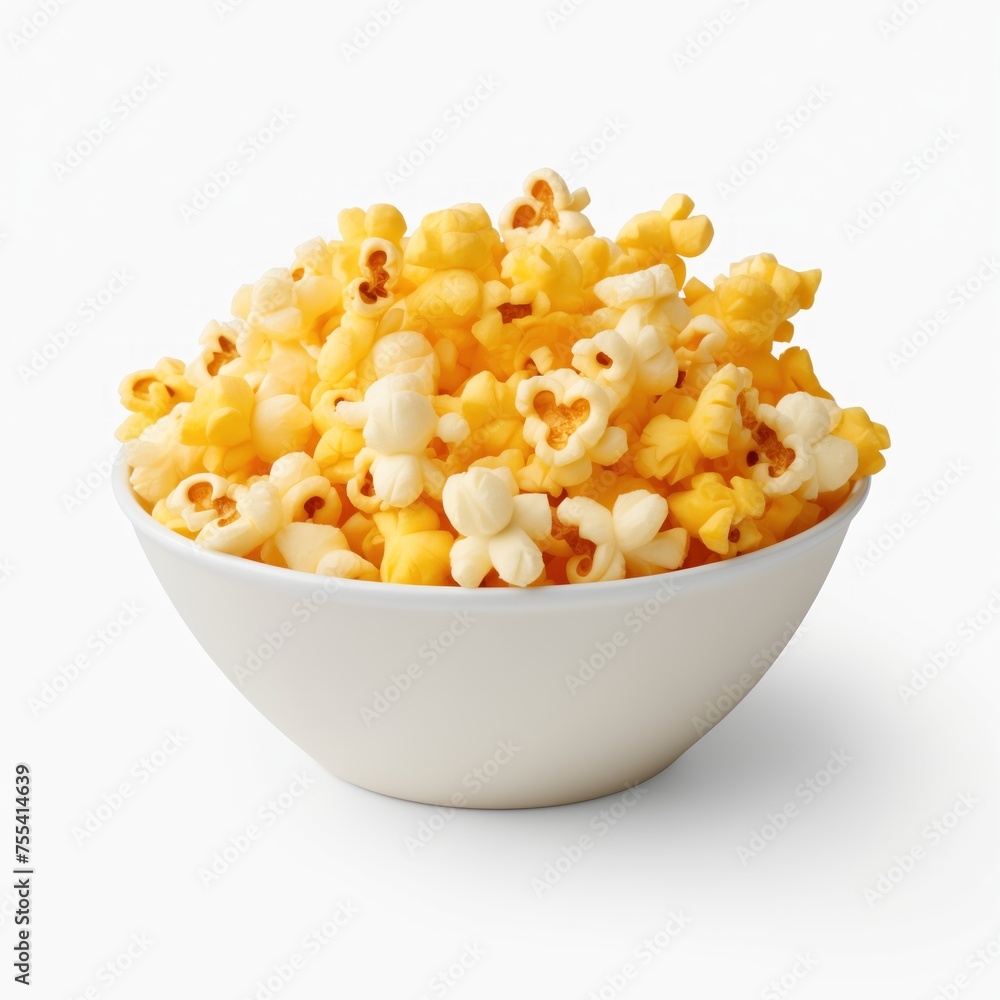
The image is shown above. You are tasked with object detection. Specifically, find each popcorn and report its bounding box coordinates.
[442,467,550,587]
[197,480,283,556]
[263,523,378,580]
[743,391,859,499]
[119,168,888,585]
[338,374,470,511]
[555,491,688,582]
[498,169,595,249]
[516,369,627,487]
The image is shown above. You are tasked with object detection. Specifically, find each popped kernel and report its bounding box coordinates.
[119,167,888,585]
[443,466,550,588]
[555,491,688,583]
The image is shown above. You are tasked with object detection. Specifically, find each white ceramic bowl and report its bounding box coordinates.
[114,459,869,809]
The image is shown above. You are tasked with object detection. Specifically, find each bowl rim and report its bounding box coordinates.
[113,449,870,609]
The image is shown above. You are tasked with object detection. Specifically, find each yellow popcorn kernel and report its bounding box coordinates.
[268,452,342,525]
[634,415,702,485]
[404,269,483,328]
[404,207,497,273]
[316,312,378,385]
[697,254,822,353]
[249,393,313,464]
[358,330,440,394]
[776,346,832,401]
[498,168,595,250]
[831,406,891,478]
[341,511,384,566]
[185,320,242,387]
[688,364,753,459]
[343,238,403,319]
[313,421,365,484]
[151,497,193,536]
[501,243,585,314]
[117,357,193,432]
[372,503,454,586]
[126,407,206,504]
[237,268,304,343]
[261,523,378,580]
[197,480,283,557]
[516,369,627,487]
[451,370,527,467]
[181,375,254,448]
[312,386,362,436]
[165,472,232,533]
[756,493,806,546]
[669,472,765,557]
[616,194,714,288]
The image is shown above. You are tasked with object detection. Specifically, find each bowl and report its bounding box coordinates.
[114,457,870,808]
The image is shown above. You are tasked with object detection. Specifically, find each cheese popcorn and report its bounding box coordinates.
[119,168,888,584]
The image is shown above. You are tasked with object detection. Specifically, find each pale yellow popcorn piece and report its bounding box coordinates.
[165,473,231,533]
[343,238,403,318]
[749,392,858,499]
[593,263,690,338]
[249,393,313,464]
[516,369,626,485]
[633,414,701,486]
[263,522,378,580]
[359,329,440,393]
[498,168,595,249]
[126,406,206,503]
[338,374,470,511]
[197,480,282,556]
[268,452,342,525]
[404,206,498,273]
[688,364,753,459]
[556,490,687,583]
[185,320,243,387]
[442,466,550,588]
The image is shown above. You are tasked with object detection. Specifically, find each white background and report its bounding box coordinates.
[2,0,999,997]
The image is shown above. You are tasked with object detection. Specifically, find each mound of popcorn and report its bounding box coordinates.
[117,168,889,587]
